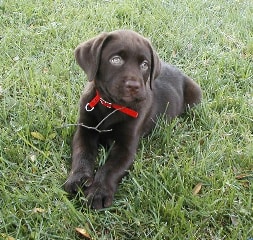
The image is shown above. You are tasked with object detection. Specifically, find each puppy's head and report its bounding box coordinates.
[75,30,161,105]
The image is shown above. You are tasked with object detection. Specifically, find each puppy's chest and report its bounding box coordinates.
[87,108,127,130]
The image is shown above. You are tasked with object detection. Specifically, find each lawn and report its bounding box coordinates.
[0,0,252,239]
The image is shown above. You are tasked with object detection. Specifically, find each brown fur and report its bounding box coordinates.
[64,30,202,209]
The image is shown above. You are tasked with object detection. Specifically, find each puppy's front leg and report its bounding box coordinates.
[64,126,99,194]
[85,133,140,209]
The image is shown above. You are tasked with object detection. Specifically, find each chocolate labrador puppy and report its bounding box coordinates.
[64,30,202,209]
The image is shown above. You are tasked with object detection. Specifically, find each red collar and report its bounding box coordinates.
[85,91,139,118]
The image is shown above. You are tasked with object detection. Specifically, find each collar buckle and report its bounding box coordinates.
[100,98,112,108]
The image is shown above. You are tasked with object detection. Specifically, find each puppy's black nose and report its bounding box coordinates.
[125,80,140,93]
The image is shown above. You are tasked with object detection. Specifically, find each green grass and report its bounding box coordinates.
[1,0,252,239]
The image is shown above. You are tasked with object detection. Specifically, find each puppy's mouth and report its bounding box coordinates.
[100,85,146,106]
[121,94,145,104]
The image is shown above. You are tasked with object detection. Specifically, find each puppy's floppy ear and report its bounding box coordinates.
[75,32,109,81]
[148,42,161,88]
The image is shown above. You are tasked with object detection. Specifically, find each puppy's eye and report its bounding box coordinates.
[140,60,149,71]
[109,56,124,65]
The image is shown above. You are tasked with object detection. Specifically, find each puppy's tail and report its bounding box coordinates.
[184,77,202,108]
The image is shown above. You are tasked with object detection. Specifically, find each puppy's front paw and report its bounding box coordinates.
[85,182,116,209]
[64,171,93,194]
